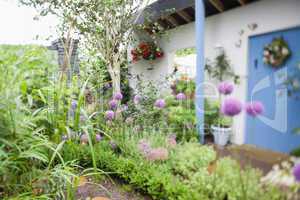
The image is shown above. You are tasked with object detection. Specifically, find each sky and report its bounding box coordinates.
[0,0,59,45]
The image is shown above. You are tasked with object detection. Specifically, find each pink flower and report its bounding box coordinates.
[245,101,264,117]
[133,95,141,104]
[114,92,123,101]
[154,99,166,109]
[105,110,115,121]
[293,163,300,182]
[138,139,152,155]
[95,134,102,142]
[146,148,169,161]
[221,98,242,117]
[176,93,186,100]
[218,82,234,95]
[110,141,117,150]
[166,134,177,148]
[109,99,118,110]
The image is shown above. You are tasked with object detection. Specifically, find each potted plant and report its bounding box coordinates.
[211,116,232,146]
[211,81,264,146]
[211,82,241,146]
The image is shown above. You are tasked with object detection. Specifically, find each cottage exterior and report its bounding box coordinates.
[129,0,300,153]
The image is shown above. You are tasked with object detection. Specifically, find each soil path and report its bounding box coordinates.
[76,178,152,200]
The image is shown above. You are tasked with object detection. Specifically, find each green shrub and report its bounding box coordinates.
[61,131,284,200]
[204,99,220,132]
[0,45,77,199]
[170,143,216,177]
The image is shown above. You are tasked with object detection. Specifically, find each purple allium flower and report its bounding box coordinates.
[293,163,300,182]
[133,95,141,104]
[176,93,186,100]
[245,101,264,117]
[71,100,78,110]
[80,115,86,123]
[218,82,234,95]
[109,99,118,110]
[114,92,123,101]
[95,134,102,142]
[146,148,169,161]
[110,141,117,150]
[122,104,128,111]
[221,98,242,117]
[80,134,89,144]
[138,139,152,155]
[61,135,68,141]
[154,99,166,109]
[104,82,112,89]
[105,110,115,121]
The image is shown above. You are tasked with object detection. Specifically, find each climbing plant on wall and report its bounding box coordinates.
[205,50,240,84]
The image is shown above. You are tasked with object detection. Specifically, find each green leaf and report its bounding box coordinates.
[293,128,300,135]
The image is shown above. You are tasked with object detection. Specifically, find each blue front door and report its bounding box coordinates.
[246,27,300,153]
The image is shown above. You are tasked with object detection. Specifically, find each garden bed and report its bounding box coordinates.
[61,133,285,200]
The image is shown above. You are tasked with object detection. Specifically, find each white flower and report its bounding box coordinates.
[280,175,295,187]
[270,56,275,64]
[273,164,280,171]
[292,79,300,89]
[263,50,270,56]
[282,47,289,56]
[282,161,291,169]
[274,46,280,51]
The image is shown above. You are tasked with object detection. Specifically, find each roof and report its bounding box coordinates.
[138,0,260,30]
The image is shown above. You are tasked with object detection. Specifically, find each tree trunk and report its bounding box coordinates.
[112,72,121,95]
[108,63,121,96]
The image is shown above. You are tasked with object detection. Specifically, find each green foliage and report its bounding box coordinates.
[0,45,57,108]
[175,47,196,57]
[61,131,284,200]
[173,78,195,96]
[205,51,240,83]
[213,116,233,128]
[291,146,300,157]
[171,143,216,177]
[167,104,197,141]
[123,80,166,128]
[204,99,220,132]
[0,45,77,199]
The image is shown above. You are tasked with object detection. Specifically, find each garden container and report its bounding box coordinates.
[211,125,231,146]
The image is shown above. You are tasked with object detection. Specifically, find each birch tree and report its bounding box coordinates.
[22,0,148,95]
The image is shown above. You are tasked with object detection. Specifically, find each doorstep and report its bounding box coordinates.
[213,144,290,174]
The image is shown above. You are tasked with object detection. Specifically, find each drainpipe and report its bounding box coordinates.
[196,0,205,144]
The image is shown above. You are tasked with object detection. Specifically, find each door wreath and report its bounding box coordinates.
[263,37,291,67]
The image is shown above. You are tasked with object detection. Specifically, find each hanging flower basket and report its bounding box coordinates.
[131,42,164,63]
[263,37,291,68]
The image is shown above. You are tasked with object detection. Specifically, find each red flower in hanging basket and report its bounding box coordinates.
[139,42,149,51]
[131,41,164,63]
[131,49,138,56]
[155,51,164,58]
[142,50,151,59]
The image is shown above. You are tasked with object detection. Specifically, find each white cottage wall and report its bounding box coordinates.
[129,0,300,145]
